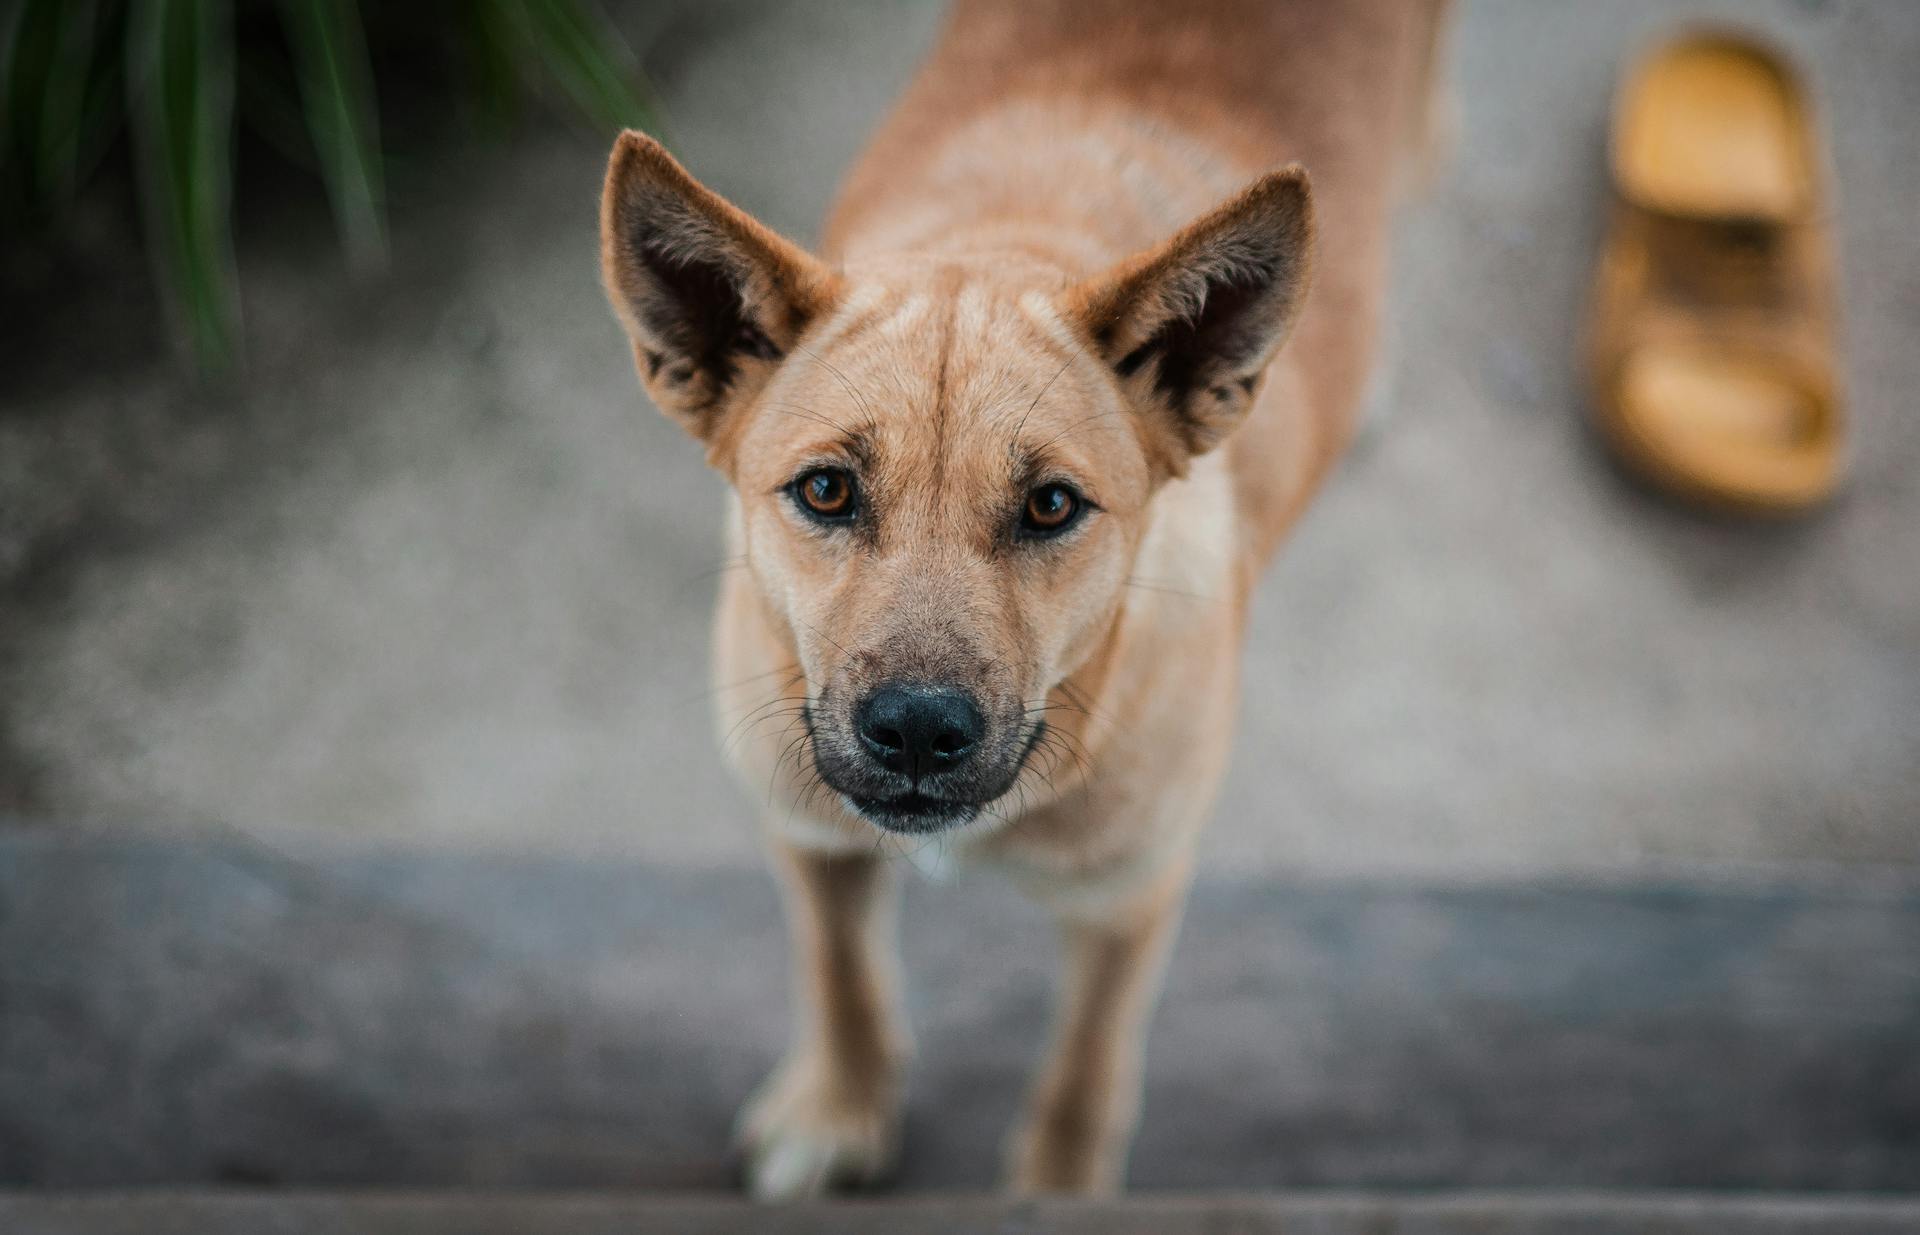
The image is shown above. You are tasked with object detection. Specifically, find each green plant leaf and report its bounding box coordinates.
[0,0,128,219]
[35,0,103,205]
[237,48,318,170]
[11,0,656,370]
[0,1,27,159]
[487,0,660,138]
[280,0,385,274]
[126,0,238,368]
[1,0,51,211]
[68,16,127,195]
[464,0,526,134]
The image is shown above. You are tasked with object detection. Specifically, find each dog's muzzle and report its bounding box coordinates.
[810,683,1038,834]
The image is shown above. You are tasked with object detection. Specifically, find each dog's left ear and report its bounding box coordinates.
[1061,167,1314,468]
[600,131,841,449]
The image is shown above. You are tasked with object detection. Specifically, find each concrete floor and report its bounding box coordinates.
[10,1194,1920,1235]
[7,835,1917,1193]
[2,0,1918,877]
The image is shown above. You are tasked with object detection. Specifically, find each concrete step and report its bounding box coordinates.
[6,1192,1920,1234]
[3,833,1918,1192]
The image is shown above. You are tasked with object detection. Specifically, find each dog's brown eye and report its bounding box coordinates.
[794,468,856,520]
[1021,483,1082,536]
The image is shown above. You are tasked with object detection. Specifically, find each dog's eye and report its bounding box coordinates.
[792,468,857,521]
[1020,483,1083,537]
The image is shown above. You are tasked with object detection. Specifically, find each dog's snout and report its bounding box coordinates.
[855,685,984,779]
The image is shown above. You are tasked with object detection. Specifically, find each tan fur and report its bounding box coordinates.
[601,0,1449,1198]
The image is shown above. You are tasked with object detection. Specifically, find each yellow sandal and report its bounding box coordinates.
[1586,30,1844,513]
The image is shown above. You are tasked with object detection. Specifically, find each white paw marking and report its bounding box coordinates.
[735,1054,900,1201]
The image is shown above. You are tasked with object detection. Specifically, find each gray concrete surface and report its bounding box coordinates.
[9,1193,1920,1235]
[2,0,1918,875]
[5,834,1916,1192]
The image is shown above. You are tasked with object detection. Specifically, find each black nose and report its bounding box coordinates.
[855,685,985,779]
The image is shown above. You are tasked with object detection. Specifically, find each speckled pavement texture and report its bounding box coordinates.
[4,835,1916,1192]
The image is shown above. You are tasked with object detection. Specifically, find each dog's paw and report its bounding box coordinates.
[735,1051,902,1201]
[1002,1106,1127,1196]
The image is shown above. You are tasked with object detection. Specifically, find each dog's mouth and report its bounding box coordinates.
[844,791,982,834]
[818,719,1048,835]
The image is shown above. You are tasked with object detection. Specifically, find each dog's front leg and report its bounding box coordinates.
[737,843,910,1200]
[1006,861,1189,1195]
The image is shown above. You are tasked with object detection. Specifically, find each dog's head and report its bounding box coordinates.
[601,133,1312,833]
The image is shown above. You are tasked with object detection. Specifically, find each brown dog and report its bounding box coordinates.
[600,0,1450,1198]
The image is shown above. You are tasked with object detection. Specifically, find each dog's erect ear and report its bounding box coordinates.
[1061,167,1314,468]
[600,131,840,446]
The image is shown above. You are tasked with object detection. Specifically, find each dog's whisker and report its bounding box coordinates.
[684,662,805,706]
[1011,355,1075,442]
[792,615,856,663]
[1124,576,1216,602]
[768,713,817,805]
[677,555,751,591]
[1058,679,1128,734]
[1032,405,1125,455]
[759,399,863,437]
[719,696,810,760]
[794,343,880,426]
[718,696,806,746]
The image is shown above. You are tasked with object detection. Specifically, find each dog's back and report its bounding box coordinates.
[829,0,1444,556]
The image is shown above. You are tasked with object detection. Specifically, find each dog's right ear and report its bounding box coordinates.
[600,131,840,448]
[1060,167,1314,474]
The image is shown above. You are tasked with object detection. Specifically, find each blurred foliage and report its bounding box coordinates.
[1,0,660,369]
